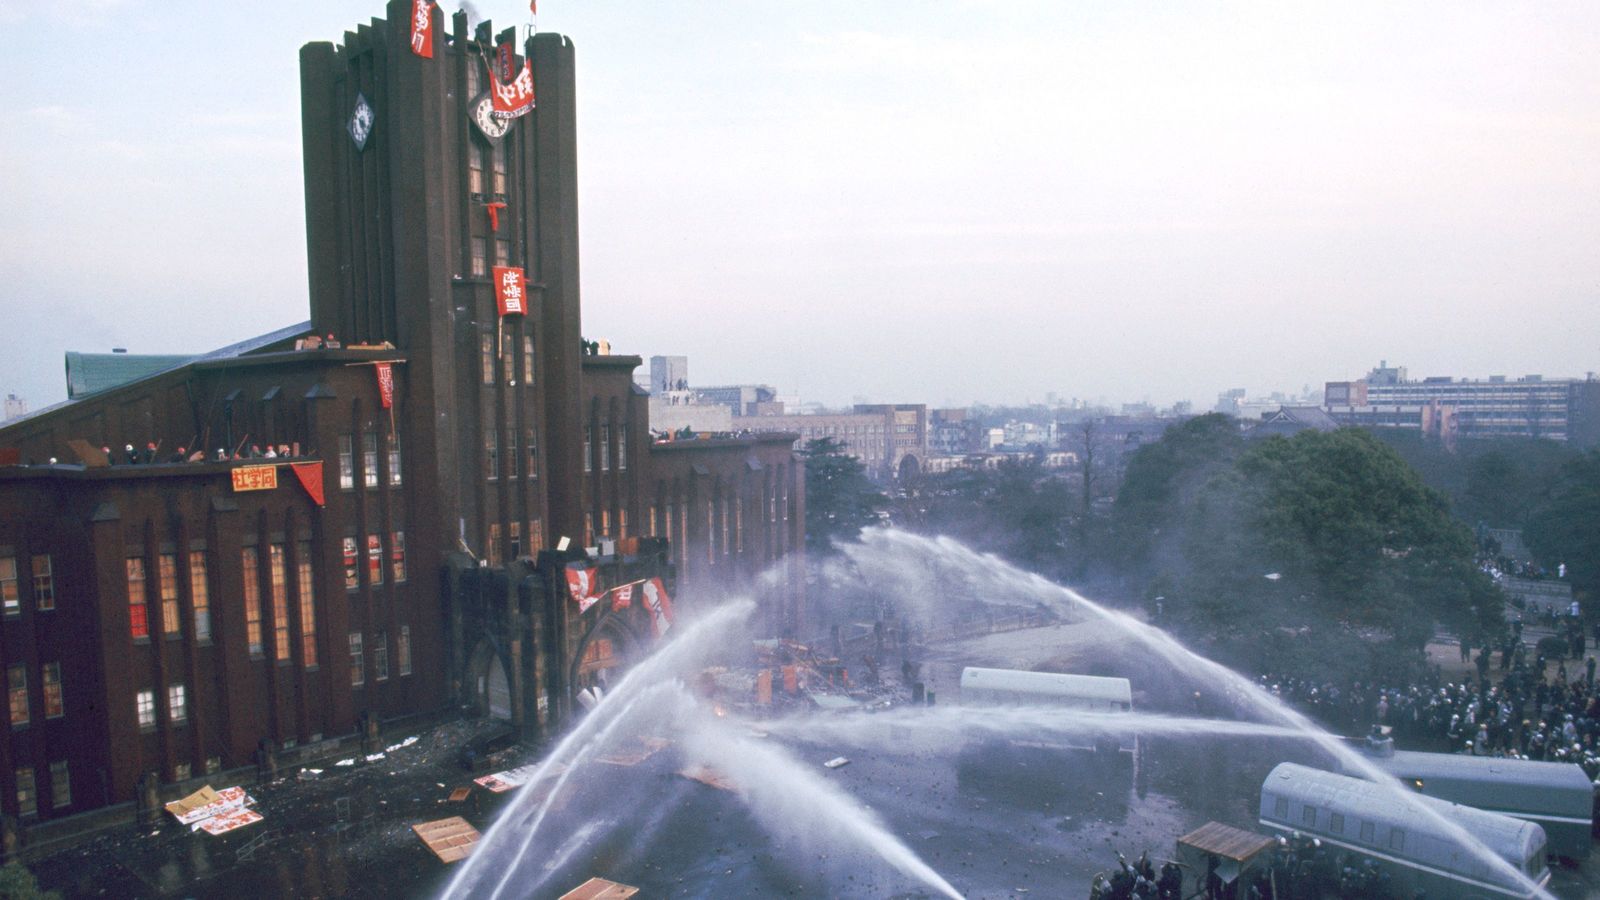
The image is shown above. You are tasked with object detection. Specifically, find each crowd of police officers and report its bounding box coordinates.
[1091,835,1431,900]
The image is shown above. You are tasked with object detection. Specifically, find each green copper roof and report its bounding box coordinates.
[64,352,195,399]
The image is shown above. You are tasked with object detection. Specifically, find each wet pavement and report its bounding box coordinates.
[27,620,1600,898]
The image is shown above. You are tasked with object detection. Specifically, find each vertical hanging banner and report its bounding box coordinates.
[493,266,527,316]
[609,581,635,611]
[498,41,516,83]
[374,362,396,409]
[641,578,675,637]
[490,60,536,119]
[566,566,600,613]
[409,0,435,58]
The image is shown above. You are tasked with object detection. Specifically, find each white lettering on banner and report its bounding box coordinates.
[490,61,536,120]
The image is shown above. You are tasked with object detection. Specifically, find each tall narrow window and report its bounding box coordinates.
[509,522,521,559]
[338,435,355,490]
[188,551,211,642]
[721,499,730,556]
[15,768,35,817]
[488,524,502,566]
[583,426,593,473]
[136,689,155,730]
[502,331,516,383]
[0,556,18,615]
[491,144,507,194]
[362,433,379,488]
[399,626,413,676]
[387,431,402,486]
[480,333,495,384]
[736,503,743,553]
[367,535,384,587]
[391,531,407,583]
[467,140,484,195]
[269,545,289,661]
[343,537,359,590]
[242,547,262,657]
[600,424,611,470]
[485,428,500,480]
[620,509,629,540]
[296,542,317,667]
[522,334,535,384]
[618,425,628,471]
[349,632,365,687]
[126,557,148,640]
[526,426,538,478]
[471,237,487,278]
[167,684,187,724]
[49,761,69,809]
[7,666,28,727]
[41,663,62,719]
[159,553,180,637]
[31,555,53,611]
[374,631,390,682]
[507,429,520,479]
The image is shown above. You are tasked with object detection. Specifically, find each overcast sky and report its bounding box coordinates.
[2,1,1596,413]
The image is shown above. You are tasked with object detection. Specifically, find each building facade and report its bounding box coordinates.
[0,2,802,826]
[1325,362,1600,446]
[736,404,929,482]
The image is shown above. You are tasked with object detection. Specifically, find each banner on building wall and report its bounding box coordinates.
[498,41,516,82]
[609,581,636,611]
[566,565,600,613]
[490,59,536,119]
[409,0,435,58]
[493,266,527,316]
[290,462,326,507]
[374,361,396,409]
[641,577,674,637]
[231,465,278,493]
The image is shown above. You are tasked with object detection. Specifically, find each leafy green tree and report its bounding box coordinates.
[1525,450,1600,605]
[1116,425,1503,678]
[801,437,886,554]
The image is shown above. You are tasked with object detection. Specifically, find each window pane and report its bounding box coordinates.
[481,333,495,384]
[391,532,407,583]
[367,535,384,587]
[42,663,62,719]
[136,689,155,730]
[49,760,69,809]
[270,545,290,661]
[471,237,487,278]
[349,633,364,687]
[362,433,379,488]
[8,666,28,727]
[343,537,359,591]
[0,556,17,614]
[486,428,499,480]
[168,684,187,724]
[338,434,355,490]
[297,543,317,667]
[374,631,389,681]
[387,432,403,486]
[159,553,180,636]
[15,767,34,817]
[523,334,535,384]
[189,551,211,641]
[399,626,413,676]
[242,547,262,657]
[31,555,53,611]
[126,557,148,639]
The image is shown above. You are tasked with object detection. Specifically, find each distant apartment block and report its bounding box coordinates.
[1325,361,1600,446]
[737,404,929,482]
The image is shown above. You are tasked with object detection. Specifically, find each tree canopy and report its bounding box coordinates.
[1113,422,1503,678]
[1524,450,1600,606]
[801,437,886,554]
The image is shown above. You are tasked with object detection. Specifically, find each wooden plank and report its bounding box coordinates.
[413,816,481,863]
[558,876,640,900]
[1177,821,1276,862]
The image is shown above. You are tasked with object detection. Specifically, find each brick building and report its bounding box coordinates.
[0,2,802,826]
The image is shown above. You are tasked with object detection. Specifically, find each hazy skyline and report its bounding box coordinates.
[2,1,1596,414]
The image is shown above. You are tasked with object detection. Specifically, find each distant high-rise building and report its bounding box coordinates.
[649,355,688,393]
[1325,362,1600,446]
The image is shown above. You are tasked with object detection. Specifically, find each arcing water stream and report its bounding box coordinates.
[442,529,1554,899]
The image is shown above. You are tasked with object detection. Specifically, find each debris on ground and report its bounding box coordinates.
[823,757,850,769]
[678,766,736,792]
[474,761,565,794]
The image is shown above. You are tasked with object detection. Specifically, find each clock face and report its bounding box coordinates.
[348,92,375,151]
[471,92,509,144]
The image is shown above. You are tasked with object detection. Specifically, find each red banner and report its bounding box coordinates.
[610,582,634,611]
[566,566,599,613]
[375,361,395,409]
[493,266,527,316]
[409,0,434,58]
[230,465,278,492]
[490,60,536,119]
[641,577,674,637]
[291,462,326,507]
[498,41,516,83]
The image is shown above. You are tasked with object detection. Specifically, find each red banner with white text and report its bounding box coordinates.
[493,266,527,317]
[375,362,395,409]
[409,0,435,58]
[490,60,536,119]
